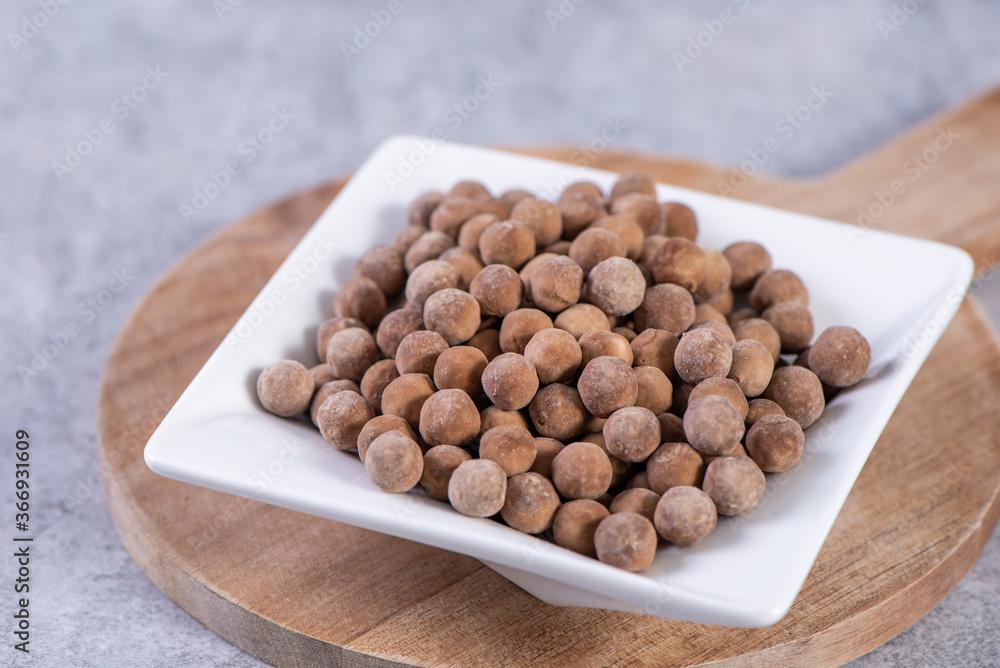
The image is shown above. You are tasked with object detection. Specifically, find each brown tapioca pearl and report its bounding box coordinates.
[706,288,734,316]
[365,431,424,493]
[353,244,406,299]
[479,424,537,476]
[633,366,673,415]
[674,328,733,384]
[649,238,707,292]
[594,512,658,572]
[657,412,687,444]
[477,198,512,220]
[762,301,814,353]
[518,252,558,298]
[612,326,638,343]
[360,359,399,412]
[449,459,507,518]
[481,352,539,411]
[683,395,745,456]
[317,391,375,451]
[326,327,378,382]
[457,213,501,252]
[502,473,561,534]
[381,373,436,430]
[396,330,450,376]
[579,329,634,367]
[529,383,590,441]
[429,196,480,238]
[695,303,728,325]
[672,382,696,416]
[407,191,445,228]
[746,414,805,472]
[728,308,760,328]
[625,470,652,491]
[394,224,429,255]
[529,437,565,478]
[794,346,811,368]
[585,415,608,433]
[764,365,825,428]
[554,303,612,339]
[610,173,656,200]
[586,257,646,317]
[594,492,616,508]
[577,356,638,419]
[449,180,492,201]
[499,188,535,210]
[553,499,610,556]
[479,220,536,269]
[405,259,461,310]
[419,389,480,447]
[543,240,572,255]
[610,193,664,236]
[433,346,488,398]
[692,249,733,304]
[551,442,614,500]
[316,317,367,362]
[479,404,530,438]
[646,442,705,493]
[470,264,523,317]
[333,277,386,328]
[357,414,417,463]
[640,235,669,265]
[745,398,785,430]
[654,486,716,546]
[568,228,627,275]
[661,202,699,241]
[423,288,481,345]
[634,284,695,334]
[580,433,633,491]
[591,215,644,260]
[405,231,456,273]
[257,360,314,417]
[375,307,424,358]
[689,319,737,345]
[467,328,503,362]
[420,444,473,501]
[630,329,681,380]
[734,317,782,363]
[750,269,810,311]
[603,406,661,463]
[510,198,563,246]
[558,191,607,240]
[688,377,749,420]
[524,328,583,384]
[310,380,361,426]
[728,339,774,397]
[808,326,871,387]
[499,308,553,354]
[438,247,483,289]
[309,363,335,388]
[723,241,773,291]
[562,181,605,199]
[703,455,766,516]
[530,256,584,313]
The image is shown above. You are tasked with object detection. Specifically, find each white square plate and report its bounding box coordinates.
[144,136,973,627]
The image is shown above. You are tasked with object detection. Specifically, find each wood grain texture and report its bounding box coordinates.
[98,89,1000,667]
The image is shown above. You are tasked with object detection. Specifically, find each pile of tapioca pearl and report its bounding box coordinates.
[256,173,871,572]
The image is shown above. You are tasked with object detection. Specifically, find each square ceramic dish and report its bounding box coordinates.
[144,136,973,627]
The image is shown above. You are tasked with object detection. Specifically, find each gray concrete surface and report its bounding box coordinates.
[2,0,999,665]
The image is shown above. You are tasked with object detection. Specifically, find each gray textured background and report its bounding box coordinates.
[2,0,1000,666]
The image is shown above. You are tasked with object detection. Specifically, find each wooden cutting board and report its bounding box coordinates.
[97,88,1000,667]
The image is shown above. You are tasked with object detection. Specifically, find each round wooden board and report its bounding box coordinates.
[98,89,1000,667]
